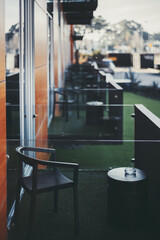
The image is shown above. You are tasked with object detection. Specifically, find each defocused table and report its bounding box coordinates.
[86,101,103,125]
[107,167,147,229]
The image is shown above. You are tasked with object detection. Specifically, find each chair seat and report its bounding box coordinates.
[22,169,73,193]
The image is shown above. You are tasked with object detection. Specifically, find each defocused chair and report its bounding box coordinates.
[12,146,79,237]
[53,88,79,121]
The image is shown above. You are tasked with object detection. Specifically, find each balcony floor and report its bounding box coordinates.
[8,170,148,240]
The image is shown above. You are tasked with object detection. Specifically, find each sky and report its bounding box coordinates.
[5,0,160,34]
[94,0,160,34]
[5,0,19,33]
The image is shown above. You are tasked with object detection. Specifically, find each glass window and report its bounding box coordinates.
[5,0,19,75]
[5,0,20,216]
[48,17,54,125]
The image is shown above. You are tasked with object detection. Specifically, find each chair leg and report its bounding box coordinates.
[73,184,79,234]
[62,103,65,117]
[77,103,79,119]
[65,104,69,122]
[11,180,21,225]
[27,192,36,239]
[54,190,58,213]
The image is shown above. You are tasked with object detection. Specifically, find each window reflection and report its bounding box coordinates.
[5,0,19,75]
[5,0,20,216]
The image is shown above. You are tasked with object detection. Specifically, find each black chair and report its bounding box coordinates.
[12,146,79,237]
[53,88,79,121]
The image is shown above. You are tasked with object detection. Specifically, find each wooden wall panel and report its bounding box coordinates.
[35,65,48,136]
[35,2,47,68]
[35,117,48,162]
[61,14,64,85]
[0,199,7,240]
[34,1,48,154]
[36,117,49,169]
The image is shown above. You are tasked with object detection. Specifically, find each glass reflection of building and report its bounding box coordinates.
[5,0,19,75]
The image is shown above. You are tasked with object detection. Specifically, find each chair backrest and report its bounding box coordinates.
[16,146,56,166]
[16,146,56,183]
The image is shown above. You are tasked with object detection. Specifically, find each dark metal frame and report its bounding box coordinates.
[62,0,98,12]
[134,104,160,235]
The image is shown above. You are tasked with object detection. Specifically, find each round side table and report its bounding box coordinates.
[107,167,148,229]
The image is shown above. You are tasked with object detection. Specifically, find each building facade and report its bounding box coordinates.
[1,0,74,239]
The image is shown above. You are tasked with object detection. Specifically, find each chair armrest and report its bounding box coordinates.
[65,89,79,95]
[54,90,67,97]
[33,158,78,169]
[16,146,79,182]
[64,89,79,104]
[17,146,56,160]
[51,161,79,183]
[54,88,79,102]
[54,90,68,103]
[34,159,79,182]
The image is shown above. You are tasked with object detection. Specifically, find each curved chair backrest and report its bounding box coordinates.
[16,146,56,166]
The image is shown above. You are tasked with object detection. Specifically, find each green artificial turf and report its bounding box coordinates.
[49,91,160,170]
[55,142,134,170]
[124,91,160,117]
[7,92,160,213]
[7,92,159,240]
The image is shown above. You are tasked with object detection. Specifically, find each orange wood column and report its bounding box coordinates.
[34,1,48,159]
[0,0,7,239]
[61,15,64,86]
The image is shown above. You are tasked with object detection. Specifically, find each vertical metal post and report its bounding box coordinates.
[24,0,35,147]
[19,0,24,146]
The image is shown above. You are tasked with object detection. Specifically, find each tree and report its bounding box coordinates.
[90,15,108,30]
[81,15,108,34]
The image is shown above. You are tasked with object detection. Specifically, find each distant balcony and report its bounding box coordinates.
[47,1,53,16]
[49,63,123,142]
[65,11,93,24]
[72,34,84,41]
[62,0,98,12]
